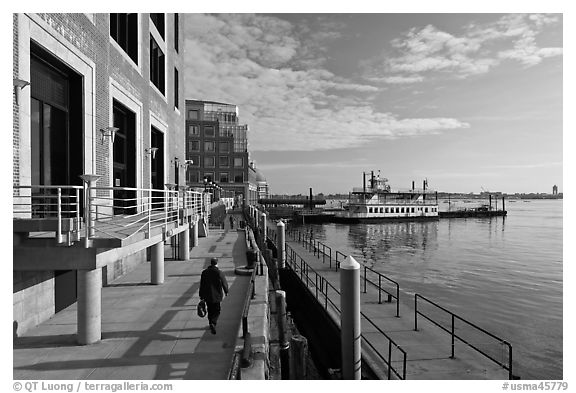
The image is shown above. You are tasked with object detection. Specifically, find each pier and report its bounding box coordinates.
[261,222,515,380]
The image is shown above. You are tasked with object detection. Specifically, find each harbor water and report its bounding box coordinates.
[296,199,563,379]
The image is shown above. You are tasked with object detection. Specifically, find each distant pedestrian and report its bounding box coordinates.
[229,215,234,229]
[199,257,229,334]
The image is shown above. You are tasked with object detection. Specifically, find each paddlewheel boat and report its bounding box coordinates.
[334,171,439,222]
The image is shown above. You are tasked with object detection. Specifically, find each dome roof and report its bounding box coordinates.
[255,169,266,182]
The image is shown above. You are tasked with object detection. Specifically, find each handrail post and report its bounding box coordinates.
[75,188,81,241]
[387,340,392,380]
[414,295,418,331]
[79,174,101,248]
[364,266,367,293]
[378,275,382,304]
[147,191,152,237]
[56,188,63,243]
[451,314,455,358]
[396,284,400,317]
[508,343,513,380]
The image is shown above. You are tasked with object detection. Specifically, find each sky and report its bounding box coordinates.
[182,12,563,195]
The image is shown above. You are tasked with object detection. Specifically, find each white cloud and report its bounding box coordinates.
[371,13,562,83]
[184,14,470,151]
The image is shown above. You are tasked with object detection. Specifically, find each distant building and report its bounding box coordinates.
[553,185,558,195]
[184,100,255,205]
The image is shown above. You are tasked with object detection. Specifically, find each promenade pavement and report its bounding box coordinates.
[13,215,250,380]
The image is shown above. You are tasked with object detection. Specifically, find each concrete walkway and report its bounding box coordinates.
[13,215,250,380]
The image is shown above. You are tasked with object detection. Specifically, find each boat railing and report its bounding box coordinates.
[285,243,407,379]
[414,293,515,379]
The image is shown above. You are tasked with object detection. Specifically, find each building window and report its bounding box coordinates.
[188,125,199,136]
[396,207,400,213]
[188,140,199,152]
[174,13,179,52]
[234,172,244,183]
[411,207,415,213]
[204,173,214,183]
[205,156,215,167]
[234,157,243,167]
[219,156,230,167]
[219,141,229,153]
[150,13,165,39]
[204,141,215,152]
[204,126,215,137]
[368,207,373,213]
[187,170,199,183]
[380,207,384,213]
[219,172,230,183]
[110,13,138,64]
[385,208,389,213]
[190,155,200,166]
[401,207,405,213]
[425,207,429,213]
[174,68,179,109]
[150,36,165,94]
[188,110,199,120]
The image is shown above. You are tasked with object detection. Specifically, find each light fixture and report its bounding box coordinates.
[145,147,159,159]
[100,126,119,144]
[184,159,194,167]
[13,78,30,105]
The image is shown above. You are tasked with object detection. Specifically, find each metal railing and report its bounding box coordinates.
[285,244,407,379]
[14,184,208,247]
[286,228,400,316]
[241,266,258,338]
[414,294,514,379]
[13,185,83,244]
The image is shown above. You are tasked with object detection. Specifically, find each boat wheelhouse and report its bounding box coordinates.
[335,171,439,221]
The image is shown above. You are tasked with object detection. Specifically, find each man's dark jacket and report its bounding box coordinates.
[199,265,229,303]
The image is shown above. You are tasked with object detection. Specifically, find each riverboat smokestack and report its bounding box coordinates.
[363,172,366,193]
[412,181,415,191]
[309,187,313,209]
[371,171,374,189]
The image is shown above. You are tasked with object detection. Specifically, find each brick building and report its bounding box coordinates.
[184,100,257,206]
[13,13,186,337]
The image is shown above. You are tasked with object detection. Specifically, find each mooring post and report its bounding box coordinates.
[261,213,267,247]
[77,268,102,345]
[277,220,286,269]
[289,335,308,379]
[151,240,164,284]
[276,290,290,379]
[341,255,361,380]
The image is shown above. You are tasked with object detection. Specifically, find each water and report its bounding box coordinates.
[297,199,563,379]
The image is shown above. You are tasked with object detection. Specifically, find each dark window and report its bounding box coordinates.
[188,125,199,136]
[188,140,199,152]
[150,36,165,94]
[110,14,138,64]
[219,141,229,153]
[205,156,215,167]
[234,172,244,183]
[219,156,229,167]
[219,172,229,183]
[187,170,199,183]
[174,13,179,52]
[188,110,199,120]
[174,67,179,109]
[205,141,214,152]
[150,13,165,39]
[204,126,215,137]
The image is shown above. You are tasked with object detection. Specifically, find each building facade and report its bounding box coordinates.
[13,13,186,336]
[184,100,252,205]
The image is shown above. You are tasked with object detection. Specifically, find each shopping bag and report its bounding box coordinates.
[197,299,207,318]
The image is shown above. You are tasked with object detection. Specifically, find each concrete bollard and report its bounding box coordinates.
[77,268,102,345]
[178,227,190,260]
[275,290,288,349]
[191,218,199,247]
[151,241,164,284]
[289,335,308,380]
[277,220,286,269]
[340,255,361,380]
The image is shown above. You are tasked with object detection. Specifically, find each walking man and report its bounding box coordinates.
[200,257,229,334]
[229,215,234,229]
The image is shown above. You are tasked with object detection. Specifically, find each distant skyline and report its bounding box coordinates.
[183,13,563,194]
